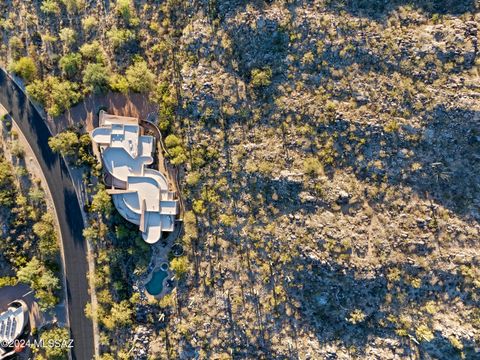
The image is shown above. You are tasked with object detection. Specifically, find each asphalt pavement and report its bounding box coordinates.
[0,70,94,360]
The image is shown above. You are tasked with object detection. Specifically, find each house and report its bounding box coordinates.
[0,300,28,359]
[91,111,179,244]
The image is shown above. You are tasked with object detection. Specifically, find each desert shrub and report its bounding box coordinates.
[11,141,25,158]
[0,158,15,206]
[348,309,366,324]
[39,327,70,359]
[80,41,106,63]
[17,257,60,310]
[9,57,37,83]
[107,27,135,49]
[59,53,82,78]
[41,0,61,14]
[60,0,85,14]
[33,213,59,259]
[154,82,177,130]
[125,58,155,92]
[116,0,138,25]
[59,28,76,48]
[164,134,187,165]
[303,157,323,177]
[109,73,129,93]
[26,77,82,116]
[415,324,434,342]
[8,36,24,59]
[90,189,113,215]
[251,67,272,87]
[82,16,97,33]
[170,256,189,280]
[48,131,79,156]
[83,63,110,93]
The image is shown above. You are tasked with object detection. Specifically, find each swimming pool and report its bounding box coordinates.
[145,269,168,296]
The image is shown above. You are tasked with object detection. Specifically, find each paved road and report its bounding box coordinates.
[0,70,94,360]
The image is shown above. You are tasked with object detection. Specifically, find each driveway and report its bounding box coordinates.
[0,70,94,360]
[0,284,43,334]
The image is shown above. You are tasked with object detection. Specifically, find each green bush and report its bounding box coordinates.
[347,309,366,324]
[416,324,434,342]
[116,0,136,24]
[11,141,25,158]
[303,157,323,177]
[8,36,24,59]
[59,28,76,48]
[59,53,82,78]
[170,256,189,280]
[0,158,15,206]
[90,189,113,215]
[80,41,106,63]
[83,63,110,93]
[17,257,60,311]
[125,58,155,93]
[48,131,79,156]
[27,77,82,117]
[82,16,97,33]
[251,67,272,87]
[164,134,187,165]
[154,82,177,130]
[109,73,129,93]
[39,327,70,359]
[107,27,135,49]
[60,0,85,14]
[9,57,37,83]
[33,213,59,259]
[0,277,17,287]
[41,0,61,14]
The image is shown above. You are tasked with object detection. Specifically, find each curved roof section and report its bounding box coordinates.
[142,212,162,244]
[91,127,111,144]
[0,300,28,345]
[112,194,141,225]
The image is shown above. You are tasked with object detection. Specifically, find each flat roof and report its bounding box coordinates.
[91,112,179,243]
[99,111,138,126]
[128,176,160,211]
[0,301,27,344]
[103,147,152,182]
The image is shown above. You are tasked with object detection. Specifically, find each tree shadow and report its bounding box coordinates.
[229,19,288,77]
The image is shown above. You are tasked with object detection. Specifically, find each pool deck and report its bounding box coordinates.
[142,222,182,300]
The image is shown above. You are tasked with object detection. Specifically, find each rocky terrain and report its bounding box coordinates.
[0,0,479,359]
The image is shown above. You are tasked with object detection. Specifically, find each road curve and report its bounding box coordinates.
[0,70,94,360]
